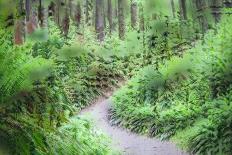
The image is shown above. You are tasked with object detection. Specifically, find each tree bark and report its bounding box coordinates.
[195,0,209,33]
[210,0,223,23]
[62,3,70,37]
[108,0,113,34]
[139,4,144,32]
[224,0,232,8]
[112,0,118,31]
[131,0,137,29]
[86,0,89,24]
[14,0,25,45]
[179,0,187,20]
[118,0,125,39]
[25,0,31,21]
[26,0,38,34]
[96,0,104,41]
[55,0,61,27]
[69,0,74,20]
[170,0,176,18]
[75,2,82,28]
[38,0,48,28]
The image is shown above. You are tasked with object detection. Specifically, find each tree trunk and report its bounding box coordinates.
[55,0,61,26]
[179,0,187,20]
[170,0,176,18]
[38,0,48,28]
[139,5,144,32]
[14,0,25,45]
[224,0,232,8]
[195,0,209,33]
[86,0,89,24]
[103,1,107,29]
[118,0,125,39]
[26,0,38,34]
[139,4,145,50]
[108,0,113,34]
[96,0,104,41]
[75,2,82,28]
[210,0,223,23]
[69,0,74,20]
[48,2,56,17]
[25,0,31,21]
[131,0,137,29]
[112,0,118,31]
[62,3,70,37]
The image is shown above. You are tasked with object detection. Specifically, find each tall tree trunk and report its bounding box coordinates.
[118,0,125,39]
[25,0,31,21]
[224,0,232,8]
[139,4,145,51]
[179,0,187,20]
[210,0,223,23]
[131,0,137,29]
[195,0,209,33]
[55,0,61,26]
[86,0,89,24]
[62,3,70,37]
[38,0,48,28]
[103,1,107,29]
[170,0,176,18]
[112,0,118,31]
[108,0,113,34]
[26,0,38,34]
[14,0,25,45]
[48,2,56,17]
[139,4,144,32]
[69,0,74,20]
[96,0,104,41]
[75,2,82,28]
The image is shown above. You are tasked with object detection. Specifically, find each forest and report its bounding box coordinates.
[0,0,232,155]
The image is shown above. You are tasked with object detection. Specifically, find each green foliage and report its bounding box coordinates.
[47,117,118,155]
[0,0,231,154]
[0,22,118,154]
[111,14,232,154]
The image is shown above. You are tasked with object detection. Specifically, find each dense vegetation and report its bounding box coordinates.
[0,0,231,155]
[110,10,232,155]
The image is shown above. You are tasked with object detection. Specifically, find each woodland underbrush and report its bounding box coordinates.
[110,15,232,155]
[0,10,205,154]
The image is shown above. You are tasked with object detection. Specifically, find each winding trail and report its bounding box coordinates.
[80,97,189,155]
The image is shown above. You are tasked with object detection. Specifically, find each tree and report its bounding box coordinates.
[69,0,74,20]
[55,0,61,26]
[108,0,113,34]
[26,0,38,34]
[224,0,232,8]
[62,2,70,37]
[139,4,144,32]
[179,0,187,20]
[38,0,47,28]
[195,0,209,33]
[118,0,125,39]
[14,0,25,45]
[25,0,31,22]
[210,0,223,23]
[131,0,137,29]
[96,0,104,41]
[112,0,118,31]
[170,0,176,18]
[75,1,82,28]
[85,0,90,24]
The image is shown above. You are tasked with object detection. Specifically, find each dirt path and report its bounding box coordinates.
[80,97,189,155]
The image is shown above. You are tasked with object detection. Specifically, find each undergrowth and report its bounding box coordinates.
[110,14,232,155]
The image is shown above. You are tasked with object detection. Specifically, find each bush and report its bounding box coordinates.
[110,14,232,154]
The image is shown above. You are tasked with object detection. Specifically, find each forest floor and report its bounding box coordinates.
[80,95,189,155]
